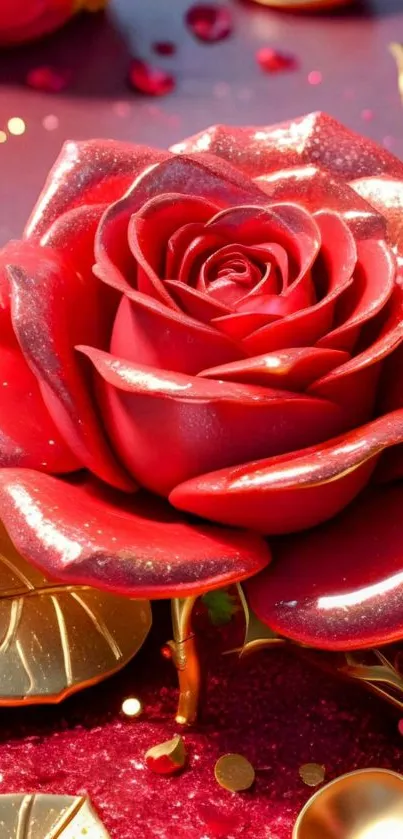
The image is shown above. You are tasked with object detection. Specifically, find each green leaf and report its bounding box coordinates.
[202,589,238,626]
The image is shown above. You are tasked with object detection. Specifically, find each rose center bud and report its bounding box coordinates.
[197,241,284,311]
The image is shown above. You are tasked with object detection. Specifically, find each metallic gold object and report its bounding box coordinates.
[250,0,354,9]
[0,524,151,704]
[234,584,286,657]
[0,792,110,837]
[390,44,403,104]
[214,754,255,792]
[293,769,403,839]
[299,763,326,787]
[168,597,200,725]
[302,647,403,714]
[145,734,186,775]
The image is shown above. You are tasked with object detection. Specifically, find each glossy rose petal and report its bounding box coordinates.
[352,176,403,257]
[310,286,403,416]
[243,212,356,353]
[318,238,395,351]
[128,193,218,305]
[94,154,266,295]
[185,4,233,43]
[0,470,270,598]
[25,139,170,240]
[212,311,279,342]
[165,281,231,323]
[199,347,350,391]
[206,203,321,285]
[172,113,403,181]
[0,344,79,473]
[170,410,403,534]
[256,166,386,242]
[80,346,347,496]
[7,248,133,491]
[111,291,242,375]
[128,59,175,97]
[246,484,403,649]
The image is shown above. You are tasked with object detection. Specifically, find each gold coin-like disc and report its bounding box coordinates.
[299,763,326,787]
[214,754,255,792]
[0,524,152,705]
[0,792,110,837]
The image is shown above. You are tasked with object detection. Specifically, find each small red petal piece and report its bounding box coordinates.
[26,66,71,93]
[185,4,233,43]
[152,41,177,56]
[128,59,175,97]
[256,48,297,74]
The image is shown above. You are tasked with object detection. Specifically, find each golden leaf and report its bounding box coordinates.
[0,524,151,704]
[0,792,110,837]
[228,584,286,657]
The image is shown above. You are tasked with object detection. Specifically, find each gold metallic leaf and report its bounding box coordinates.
[0,792,110,837]
[229,584,286,657]
[0,524,151,704]
[301,647,403,714]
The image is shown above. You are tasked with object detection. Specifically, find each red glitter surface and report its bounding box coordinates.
[0,608,401,839]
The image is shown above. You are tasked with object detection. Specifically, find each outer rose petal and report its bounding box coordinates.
[0,470,270,598]
[25,139,170,240]
[0,343,79,472]
[80,346,347,496]
[352,176,403,257]
[246,484,403,650]
[199,347,350,391]
[172,113,403,181]
[111,292,242,375]
[6,246,132,491]
[256,166,386,242]
[170,410,403,534]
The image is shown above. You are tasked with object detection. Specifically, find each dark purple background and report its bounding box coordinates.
[1,2,403,837]
[0,0,403,243]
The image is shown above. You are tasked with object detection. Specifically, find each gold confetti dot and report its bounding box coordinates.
[214,754,255,792]
[299,763,326,787]
[7,117,26,136]
[121,697,142,718]
[0,131,6,144]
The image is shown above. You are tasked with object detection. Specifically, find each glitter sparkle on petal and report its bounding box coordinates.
[128,60,175,96]
[185,4,233,43]
[256,47,297,74]
[0,131,7,144]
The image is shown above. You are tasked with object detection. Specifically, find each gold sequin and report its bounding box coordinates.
[214,754,255,792]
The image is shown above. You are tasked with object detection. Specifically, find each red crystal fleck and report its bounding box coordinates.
[398,719,403,736]
[152,41,177,56]
[26,66,71,93]
[128,60,175,96]
[256,48,297,74]
[185,4,233,43]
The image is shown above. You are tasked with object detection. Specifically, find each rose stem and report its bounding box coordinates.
[169,596,200,725]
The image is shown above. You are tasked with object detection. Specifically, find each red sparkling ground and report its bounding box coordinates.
[0,607,401,838]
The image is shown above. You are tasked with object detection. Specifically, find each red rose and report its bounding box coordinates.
[1,112,403,650]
